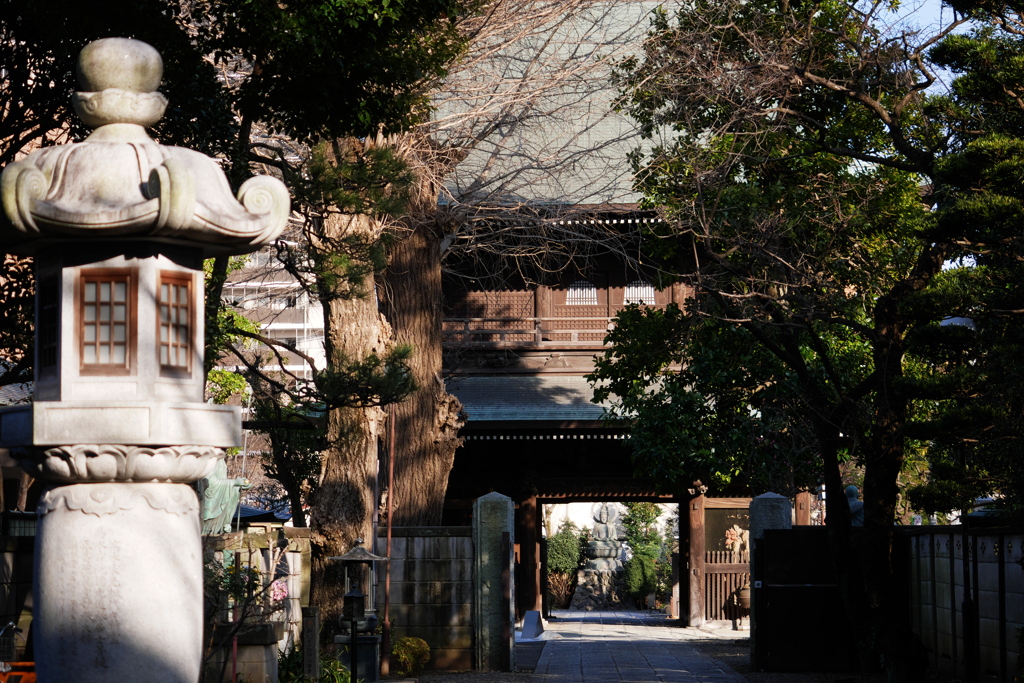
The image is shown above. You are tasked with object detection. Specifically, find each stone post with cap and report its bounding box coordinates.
[0,38,289,682]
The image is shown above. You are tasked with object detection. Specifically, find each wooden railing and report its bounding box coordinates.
[704,551,750,622]
[442,316,614,347]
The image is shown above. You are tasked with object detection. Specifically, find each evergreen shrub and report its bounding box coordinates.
[546,520,585,608]
[547,520,583,575]
[623,549,658,605]
[392,636,431,677]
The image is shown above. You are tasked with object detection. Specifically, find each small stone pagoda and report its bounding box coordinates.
[0,38,288,682]
[570,503,625,610]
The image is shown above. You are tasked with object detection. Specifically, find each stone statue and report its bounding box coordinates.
[198,459,251,535]
[570,503,625,610]
[592,502,619,540]
[846,485,865,526]
[584,503,622,571]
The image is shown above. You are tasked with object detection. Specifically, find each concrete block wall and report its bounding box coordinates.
[906,529,1023,683]
[378,527,474,670]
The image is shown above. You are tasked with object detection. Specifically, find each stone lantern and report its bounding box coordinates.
[0,38,289,682]
[330,539,388,683]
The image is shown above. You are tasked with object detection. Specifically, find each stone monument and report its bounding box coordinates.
[0,38,288,682]
[473,493,515,671]
[570,503,624,610]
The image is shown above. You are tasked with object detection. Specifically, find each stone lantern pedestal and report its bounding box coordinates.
[0,38,288,682]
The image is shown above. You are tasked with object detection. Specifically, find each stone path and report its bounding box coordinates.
[530,611,745,683]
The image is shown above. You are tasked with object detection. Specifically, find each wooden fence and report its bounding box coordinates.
[905,528,1024,682]
[704,551,750,622]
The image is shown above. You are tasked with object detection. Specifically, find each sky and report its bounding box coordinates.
[895,0,959,31]
[887,0,983,92]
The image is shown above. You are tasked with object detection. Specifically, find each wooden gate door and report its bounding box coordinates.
[688,495,751,627]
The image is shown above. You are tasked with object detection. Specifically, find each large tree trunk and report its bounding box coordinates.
[379,141,465,526]
[861,297,926,681]
[380,222,465,526]
[309,209,390,638]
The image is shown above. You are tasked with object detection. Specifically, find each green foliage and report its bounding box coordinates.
[590,304,828,496]
[602,0,1011,524]
[546,520,584,576]
[928,27,1024,146]
[277,646,305,682]
[206,369,248,405]
[314,346,416,409]
[609,17,1024,682]
[250,395,328,525]
[623,549,657,605]
[622,503,661,556]
[306,141,415,217]
[204,255,261,376]
[621,503,665,606]
[195,0,473,141]
[204,557,261,607]
[901,20,1024,517]
[392,636,431,677]
[901,132,1024,518]
[278,646,351,683]
[654,543,674,605]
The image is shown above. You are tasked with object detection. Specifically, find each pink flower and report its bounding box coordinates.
[269,579,289,602]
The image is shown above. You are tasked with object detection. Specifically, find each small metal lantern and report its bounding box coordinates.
[343,586,366,621]
[330,539,389,681]
[329,538,388,633]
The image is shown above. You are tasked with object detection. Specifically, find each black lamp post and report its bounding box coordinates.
[330,538,388,681]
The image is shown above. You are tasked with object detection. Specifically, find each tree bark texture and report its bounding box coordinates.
[309,210,390,636]
[379,151,465,526]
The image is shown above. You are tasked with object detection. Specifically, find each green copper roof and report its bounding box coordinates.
[446,375,610,423]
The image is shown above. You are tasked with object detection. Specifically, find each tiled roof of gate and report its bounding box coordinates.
[446,375,610,423]
[0,382,32,406]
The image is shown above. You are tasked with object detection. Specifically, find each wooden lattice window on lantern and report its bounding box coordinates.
[80,270,133,374]
[159,274,192,372]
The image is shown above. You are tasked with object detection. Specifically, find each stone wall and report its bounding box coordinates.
[377,527,475,670]
[570,569,623,610]
[906,528,1023,682]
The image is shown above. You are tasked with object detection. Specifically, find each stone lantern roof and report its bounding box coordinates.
[0,38,289,256]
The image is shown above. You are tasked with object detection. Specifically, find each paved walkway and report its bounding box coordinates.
[528,611,746,683]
